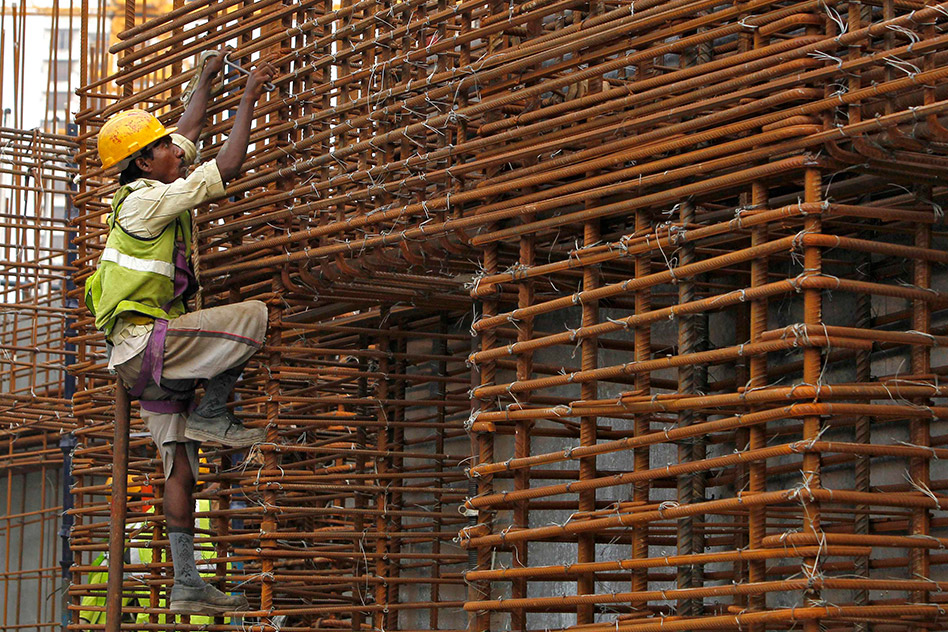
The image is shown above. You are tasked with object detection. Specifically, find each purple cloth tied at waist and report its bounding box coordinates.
[123,243,196,415]
[127,318,190,414]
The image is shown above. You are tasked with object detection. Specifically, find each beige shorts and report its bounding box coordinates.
[114,300,268,478]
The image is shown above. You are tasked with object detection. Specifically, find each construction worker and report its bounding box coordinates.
[80,479,219,626]
[84,49,275,615]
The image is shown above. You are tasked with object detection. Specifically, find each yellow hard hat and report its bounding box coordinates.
[106,474,155,510]
[198,450,211,475]
[97,109,176,169]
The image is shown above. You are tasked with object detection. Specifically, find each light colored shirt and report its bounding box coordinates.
[107,134,225,370]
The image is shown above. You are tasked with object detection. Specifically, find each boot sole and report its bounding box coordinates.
[169,599,248,615]
[184,426,263,448]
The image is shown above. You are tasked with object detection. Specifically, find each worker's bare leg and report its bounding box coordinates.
[165,442,195,530]
[165,443,203,588]
[165,442,250,614]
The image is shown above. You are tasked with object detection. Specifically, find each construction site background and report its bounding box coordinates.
[2,1,948,632]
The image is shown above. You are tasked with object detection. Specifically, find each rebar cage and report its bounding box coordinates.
[48,0,948,630]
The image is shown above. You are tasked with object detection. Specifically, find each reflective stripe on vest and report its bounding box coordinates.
[83,182,194,335]
[100,247,175,278]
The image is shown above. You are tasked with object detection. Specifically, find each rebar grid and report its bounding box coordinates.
[62,0,948,631]
[0,125,78,631]
[0,127,77,434]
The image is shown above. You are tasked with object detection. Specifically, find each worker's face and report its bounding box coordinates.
[136,136,185,184]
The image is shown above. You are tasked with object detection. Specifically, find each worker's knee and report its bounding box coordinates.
[242,299,268,331]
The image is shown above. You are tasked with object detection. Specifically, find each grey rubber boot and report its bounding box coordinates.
[169,582,250,615]
[185,367,265,448]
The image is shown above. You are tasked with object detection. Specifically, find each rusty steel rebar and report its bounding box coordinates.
[21,0,948,631]
[0,104,81,631]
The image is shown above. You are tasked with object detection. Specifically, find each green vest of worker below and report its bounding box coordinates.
[79,499,222,625]
[84,184,193,337]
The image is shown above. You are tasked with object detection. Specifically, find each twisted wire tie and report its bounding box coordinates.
[738,17,757,29]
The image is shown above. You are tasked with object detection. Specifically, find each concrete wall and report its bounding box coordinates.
[0,467,63,630]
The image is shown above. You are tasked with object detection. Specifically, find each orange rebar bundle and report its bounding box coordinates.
[58,0,948,631]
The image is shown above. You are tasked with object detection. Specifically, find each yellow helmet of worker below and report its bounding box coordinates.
[97,109,176,169]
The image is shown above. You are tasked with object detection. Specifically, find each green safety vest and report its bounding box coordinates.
[84,183,194,336]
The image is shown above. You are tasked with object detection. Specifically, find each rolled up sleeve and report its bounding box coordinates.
[118,159,225,238]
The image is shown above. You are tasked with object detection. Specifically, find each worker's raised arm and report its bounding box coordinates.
[216,62,275,184]
[175,50,226,143]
